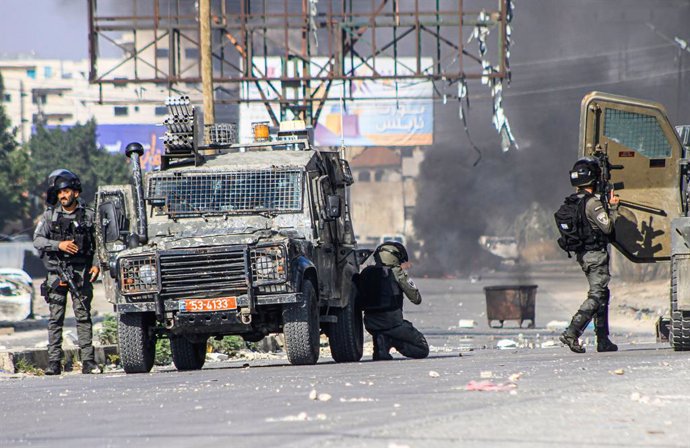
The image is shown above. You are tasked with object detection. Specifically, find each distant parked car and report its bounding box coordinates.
[0,268,34,321]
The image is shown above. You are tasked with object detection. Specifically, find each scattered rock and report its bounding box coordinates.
[206,353,229,362]
[497,339,518,350]
[546,320,568,331]
[458,319,476,328]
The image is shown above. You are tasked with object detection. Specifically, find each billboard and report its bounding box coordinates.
[96,124,165,171]
[240,57,433,146]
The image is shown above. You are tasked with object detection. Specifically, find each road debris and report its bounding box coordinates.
[265,412,327,422]
[611,369,625,375]
[428,370,440,378]
[465,380,517,392]
[480,370,493,379]
[497,339,518,349]
[458,319,476,328]
[508,372,524,382]
[339,397,376,403]
[309,389,332,401]
[546,320,568,331]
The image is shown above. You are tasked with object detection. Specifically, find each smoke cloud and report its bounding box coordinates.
[414,0,690,275]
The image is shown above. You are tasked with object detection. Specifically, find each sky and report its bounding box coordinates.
[0,0,88,60]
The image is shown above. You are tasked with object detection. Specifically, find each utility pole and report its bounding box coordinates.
[199,0,214,124]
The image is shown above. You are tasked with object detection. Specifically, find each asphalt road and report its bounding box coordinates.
[1,266,688,447]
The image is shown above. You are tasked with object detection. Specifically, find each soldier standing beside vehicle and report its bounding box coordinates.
[33,170,101,375]
[556,157,620,354]
[358,242,429,360]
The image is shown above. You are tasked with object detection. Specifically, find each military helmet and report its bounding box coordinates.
[569,157,600,187]
[374,241,409,266]
[46,169,82,205]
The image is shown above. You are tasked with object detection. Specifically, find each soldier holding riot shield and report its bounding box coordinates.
[33,170,101,375]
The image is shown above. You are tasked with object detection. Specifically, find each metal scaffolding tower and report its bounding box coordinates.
[88,0,512,126]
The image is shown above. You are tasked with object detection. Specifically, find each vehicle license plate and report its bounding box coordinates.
[180,297,237,312]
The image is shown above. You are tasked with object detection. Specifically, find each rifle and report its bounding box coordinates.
[592,145,667,217]
[592,144,624,211]
[52,258,88,310]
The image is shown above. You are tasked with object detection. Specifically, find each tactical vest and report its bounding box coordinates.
[45,206,95,265]
[554,192,608,254]
[357,266,404,312]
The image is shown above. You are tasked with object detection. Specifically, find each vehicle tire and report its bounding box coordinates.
[283,278,320,365]
[328,280,363,363]
[118,312,156,374]
[670,257,690,351]
[170,335,207,371]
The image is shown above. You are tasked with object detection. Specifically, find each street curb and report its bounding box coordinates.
[0,315,106,332]
[0,345,118,373]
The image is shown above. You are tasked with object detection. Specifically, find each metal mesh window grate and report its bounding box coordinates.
[148,169,303,216]
[604,109,672,158]
[120,256,158,295]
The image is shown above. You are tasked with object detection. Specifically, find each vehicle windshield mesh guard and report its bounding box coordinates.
[148,169,303,216]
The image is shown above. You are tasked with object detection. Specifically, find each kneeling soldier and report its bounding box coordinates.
[358,242,429,361]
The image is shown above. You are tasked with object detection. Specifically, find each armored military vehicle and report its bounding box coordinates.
[578,91,690,350]
[95,97,367,372]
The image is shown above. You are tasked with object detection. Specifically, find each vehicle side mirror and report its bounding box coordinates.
[325,195,341,220]
[355,248,373,265]
[339,159,354,186]
[99,201,125,243]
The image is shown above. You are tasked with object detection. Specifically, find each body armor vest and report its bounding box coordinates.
[46,207,94,265]
[357,266,404,312]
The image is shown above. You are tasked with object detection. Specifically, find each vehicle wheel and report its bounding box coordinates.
[328,280,363,363]
[283,278,320,365]
[670,257,690,351]
[118,312,156,374]
[170,335,207,371]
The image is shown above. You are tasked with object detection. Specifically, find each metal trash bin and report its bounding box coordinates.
[483,285,537,328]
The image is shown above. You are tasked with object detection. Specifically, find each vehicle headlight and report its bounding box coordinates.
[250,245,287,285]
[138,264,157,285]
[254,255,275,277]
[120,256,160,294]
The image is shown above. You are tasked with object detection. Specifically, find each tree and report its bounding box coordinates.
[0,73,30,230]
[27,119,131,211]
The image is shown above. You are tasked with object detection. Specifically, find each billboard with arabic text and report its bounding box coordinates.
[240,57,433,147]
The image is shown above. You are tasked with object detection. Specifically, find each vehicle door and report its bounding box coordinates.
[579,91,685,262]
[95,185,135,301]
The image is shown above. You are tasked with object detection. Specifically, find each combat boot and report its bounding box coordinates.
[596,337,618,353]
[373,334,393,361]
[44,361,62,376]
[559,331,586,354]
[81,360,102,374]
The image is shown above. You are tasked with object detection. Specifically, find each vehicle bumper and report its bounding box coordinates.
[115,292,301,313]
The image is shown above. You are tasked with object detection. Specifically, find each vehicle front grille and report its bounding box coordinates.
[159,246,248,300]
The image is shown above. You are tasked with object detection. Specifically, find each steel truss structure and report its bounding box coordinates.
[89,0,511,125]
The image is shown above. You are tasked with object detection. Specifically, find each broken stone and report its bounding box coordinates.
[458,319,476,328]
[497,339,518,350]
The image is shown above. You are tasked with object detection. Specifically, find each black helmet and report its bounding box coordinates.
[374,241,409,266]
[569,157,600,187]
[46,169,82,205]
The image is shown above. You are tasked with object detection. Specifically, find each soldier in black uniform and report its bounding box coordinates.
[33,170,101,375]
[358,242,429,361]
[559,157,619,354]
